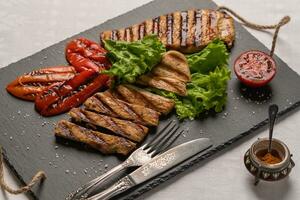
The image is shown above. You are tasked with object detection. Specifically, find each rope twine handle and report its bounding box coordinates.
[217,6,291,57]
[0,147,46,194]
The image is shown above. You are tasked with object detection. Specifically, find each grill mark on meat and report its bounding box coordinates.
[99,33,102,45]
[153,17,159,34]
[105,116,126,135]
[180,11,188,47]
[115,84,174,115]
[86,96,118,117]
[158,15,167,44]
[116,30,122,41]
[131,24,139,41]
[186,9,196,50]
[166,13,173,46]
[209,10,218,40]
[118,29,125,41]
[125,28,131,42]
[144,19,153,35]
[111,30,118,40]
[139,22,145,40]
[116,85,159,113]
[195,10,202,47]
[172,11,181,49]
[137,75,186,96]
[97,92,142,122]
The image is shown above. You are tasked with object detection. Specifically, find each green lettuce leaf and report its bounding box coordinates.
[186,39,229,74]
[103,35,166,83]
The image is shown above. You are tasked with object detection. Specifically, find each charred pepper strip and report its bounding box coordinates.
[6,66,76,101]
[35,70,110,116]
[65,37,111,72]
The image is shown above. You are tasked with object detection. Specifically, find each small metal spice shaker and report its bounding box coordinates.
[244,137,295,185]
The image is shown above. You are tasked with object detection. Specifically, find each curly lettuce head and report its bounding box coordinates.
[103,35,166,83]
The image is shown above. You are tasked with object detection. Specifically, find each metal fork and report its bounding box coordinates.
[67,120,183,200]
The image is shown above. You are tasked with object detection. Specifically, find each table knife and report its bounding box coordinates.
[87,138,212,200]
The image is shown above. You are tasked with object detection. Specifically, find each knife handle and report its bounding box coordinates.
[87,176,135,200]
[67,163,126,199]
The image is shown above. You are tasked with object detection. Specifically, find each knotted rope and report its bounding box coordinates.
[217,6,290,57]
[0,147,46,194]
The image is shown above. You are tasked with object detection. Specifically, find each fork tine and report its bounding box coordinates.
[149,126,179,155]
[148,124,179,152]
[143,120,174,150]
[152,130,184,156]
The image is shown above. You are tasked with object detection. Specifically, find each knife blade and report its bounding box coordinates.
[87,138,212,200]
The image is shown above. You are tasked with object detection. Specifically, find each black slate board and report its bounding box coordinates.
[1,0,300,199]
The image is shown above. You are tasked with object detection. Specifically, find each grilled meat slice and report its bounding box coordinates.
[137,75,187,96]
[55,120,136,156]
[100,9,235,53]
[136,50,190,96]
[84,91,160,126]
[69,108,148,142]
[114,84,175,115]
[151,51,190,82]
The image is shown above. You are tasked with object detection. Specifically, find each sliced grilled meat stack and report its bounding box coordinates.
[55,120,136,156]
[55,85,176,156]
[100,9,235,53]
[136,50,190,96]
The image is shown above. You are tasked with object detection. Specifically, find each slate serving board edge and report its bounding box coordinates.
[1,0,300,199]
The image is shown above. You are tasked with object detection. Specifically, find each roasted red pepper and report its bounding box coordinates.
[65,37,111,72]
[6,66,76,101]
[35,70,109,116]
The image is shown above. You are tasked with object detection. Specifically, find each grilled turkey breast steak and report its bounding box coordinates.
[55,120,136,156]
[100,9,235,53]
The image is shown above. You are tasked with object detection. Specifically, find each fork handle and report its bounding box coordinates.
[68,164,125,199]
[86,176,135,200]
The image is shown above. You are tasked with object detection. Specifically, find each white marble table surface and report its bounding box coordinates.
[0,0,299,199]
